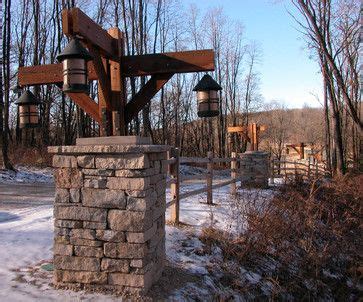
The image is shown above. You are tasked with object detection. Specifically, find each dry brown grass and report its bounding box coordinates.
[200,173,362,300]
[8,145,52,167]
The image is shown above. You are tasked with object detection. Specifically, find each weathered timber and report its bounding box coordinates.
[18,50,214,86]
[227,126,246,133]
[88,46,112,109]
[18,63,98,86]
[121,49,214,77]
[65,93,101,123]
[69,8,119,59]
[125,73,173,124]
[108,28,126,135]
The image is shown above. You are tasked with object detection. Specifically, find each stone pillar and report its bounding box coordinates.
[48,142,169,294]
[239,151,269,188]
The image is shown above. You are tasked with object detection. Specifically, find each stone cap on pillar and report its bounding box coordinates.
[76,136,152,146]
[48,136,170,155]
[240,151,269,156]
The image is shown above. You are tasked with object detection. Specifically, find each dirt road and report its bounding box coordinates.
[0,183,54,211]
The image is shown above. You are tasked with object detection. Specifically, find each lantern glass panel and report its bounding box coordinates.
[63,58,87,86]
[19,105,39,128]
[209,90,218,99]
[197,91,209,102]
[19,105,30,125]
[29,105,39,124]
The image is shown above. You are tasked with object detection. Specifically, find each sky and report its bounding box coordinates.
[185,0,323,108]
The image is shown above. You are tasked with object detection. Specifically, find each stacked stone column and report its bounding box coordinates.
[239,151,269,188]
[48,143,169,294]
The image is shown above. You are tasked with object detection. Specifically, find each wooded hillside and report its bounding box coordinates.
[0,0,361,175]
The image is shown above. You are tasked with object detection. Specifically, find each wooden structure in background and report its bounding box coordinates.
[18,7,215,136]
[227,123,267,151]
[286,143,305,159]
[270,158,327,183]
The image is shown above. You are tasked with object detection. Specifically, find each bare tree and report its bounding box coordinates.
[0,0,14,169]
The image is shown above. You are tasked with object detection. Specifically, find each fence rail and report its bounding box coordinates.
[270,158,328,184]
[165,150,328,224]
[166,149,240,224]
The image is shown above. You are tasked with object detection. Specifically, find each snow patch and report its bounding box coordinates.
[0,166,54,184]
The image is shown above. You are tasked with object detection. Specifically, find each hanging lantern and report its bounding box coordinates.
[56,38,93,93]
[193,74,222,118]
[15,90,41,129]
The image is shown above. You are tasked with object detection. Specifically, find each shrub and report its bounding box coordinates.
[200,173,362,300]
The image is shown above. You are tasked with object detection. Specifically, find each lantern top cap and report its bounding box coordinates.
[15,90,40,105]
[56,38,93,62]
[193,74,222,91]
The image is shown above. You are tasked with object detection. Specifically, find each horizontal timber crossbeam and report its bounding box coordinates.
[18,63,98,86]
[18,50,214,86]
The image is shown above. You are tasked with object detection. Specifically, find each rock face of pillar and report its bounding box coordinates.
[48,142,169,294]
[239,151,269,188]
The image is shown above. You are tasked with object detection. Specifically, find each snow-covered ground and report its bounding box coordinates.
[0,166,54,184]
[0,166,276,300]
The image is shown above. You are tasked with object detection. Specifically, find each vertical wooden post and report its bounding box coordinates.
[96,53,112,136]
[108,28,126,136]
[207,151,213,205]
[294,160,297,181]
[284,158,287,182]
[255,123,259,151]
[170,148,180,224]
[300,142,305,159]
[230,152,237,195]
[307,157,311,180]
[271,158,275,184]
[247,124,252,151]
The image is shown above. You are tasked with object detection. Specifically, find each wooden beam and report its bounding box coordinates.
[66,92,101,124]
[61,9,72,36]
[227,126,246,133]
[122,49,215,77]
[108,28,126,135]
[88,45,112,109]
[18,49,215,86]
[68,8,119,59]
[252,123,258,151]
[18,62,97,86]
[125,73,174,124]
[227,126,251,143]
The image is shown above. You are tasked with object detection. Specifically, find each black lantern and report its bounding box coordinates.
[15,90,41,128]
[56,38,93,93]
[193,74,222,118]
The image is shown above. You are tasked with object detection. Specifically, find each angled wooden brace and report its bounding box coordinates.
[125,73,174,124]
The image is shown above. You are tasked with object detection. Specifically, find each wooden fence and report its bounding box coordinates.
[165,149,240,224]
[164,150,329,224]
[270,158,328,184]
